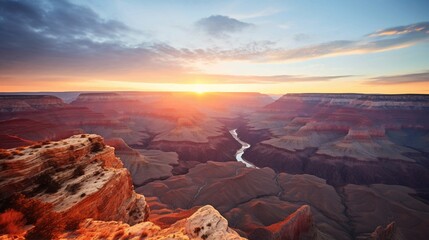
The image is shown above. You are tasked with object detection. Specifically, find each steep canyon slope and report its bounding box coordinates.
[0,92,272,175]
[139,161,429,240]
[1,92,428,239]
[0,135,243,239]
[240,94,429,188]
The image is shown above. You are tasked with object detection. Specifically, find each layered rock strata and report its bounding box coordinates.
[0,135,243,240]
[0,134,148,225]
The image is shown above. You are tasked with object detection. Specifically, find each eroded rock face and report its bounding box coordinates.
[370,222,404,240]
[0,134,148,225]
[183,205,243,240]
[267,93,429,110]
[0,95,65,113]
[0,92,271,173]
[0,135,245,240]
[242,93,429,187]
[60,205,244,240]
[140,161,429,240]
[343,184,429,240]
[264,205,324,240]
[106,138,179,186]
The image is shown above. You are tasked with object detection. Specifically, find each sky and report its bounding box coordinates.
[0,0,428,94]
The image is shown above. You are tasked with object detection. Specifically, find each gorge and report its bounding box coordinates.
[1,1,428,239]
[0,92,428,239]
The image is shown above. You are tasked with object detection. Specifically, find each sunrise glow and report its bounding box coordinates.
[1,2,429,239]
[0,1,428,93]
[192,84,208,94]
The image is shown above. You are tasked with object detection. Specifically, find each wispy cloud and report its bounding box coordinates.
[0,72,350,85]
[367,71,429,85]
[0,0,180,75]
[369,22,429,37]
[179,73,351,84]
[1,0,428,86]
[155,21,429,64]
[195,15,253,37]
[230,8,283,20]
[206,22,429,62]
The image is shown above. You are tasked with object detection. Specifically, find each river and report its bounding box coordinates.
[229,129,258,168]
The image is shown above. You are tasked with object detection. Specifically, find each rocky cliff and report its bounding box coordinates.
[140,161,429,240]
[242,93,429,187]
[0,134,243,239]
[268,93,429,110]
[0,134,148,225]
[0,95,66,113]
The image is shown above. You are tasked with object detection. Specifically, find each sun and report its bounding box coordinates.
[192,84,207,94]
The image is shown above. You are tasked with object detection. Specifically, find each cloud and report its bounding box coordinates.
[180,22,429,63]
[195,15,253,37]
[181,73,350,84]
[369,22,429,37]
[230,8,282,20]
[266,22,429,61]
[0,73,350,86]
[0,0,134,43]
[152,21,429,65]
[367,71,429,85]
[0,0,182,75]
[1,0,428,86]
[293,34,311,42]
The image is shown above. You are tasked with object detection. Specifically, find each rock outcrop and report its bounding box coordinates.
[61,205,244,240]
[370,222,404,240]
[0,134,148,225]
[0,134,243,240]
[249,205,327,240]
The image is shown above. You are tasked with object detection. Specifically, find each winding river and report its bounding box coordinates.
[229,129,258,168]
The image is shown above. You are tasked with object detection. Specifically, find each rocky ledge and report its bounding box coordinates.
[0,134,242,239]
[61,205,244,240]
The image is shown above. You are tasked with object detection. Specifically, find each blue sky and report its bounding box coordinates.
[1,0,428,93]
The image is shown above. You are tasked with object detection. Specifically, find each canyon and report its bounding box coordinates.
[241,94,429,188]
[0,134,243,239]
[0,92,428,239]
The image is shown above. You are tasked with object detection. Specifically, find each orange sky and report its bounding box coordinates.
[1,1,428,94]
[2,75,429,94]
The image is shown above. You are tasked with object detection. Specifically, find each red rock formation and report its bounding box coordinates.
[370,222,404,240]
[0,134,148,226]
[140,160,429,240]
[245,206,318,240]
[0,135,242,240]
[60,205,244,240]
[264,205,320,240]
